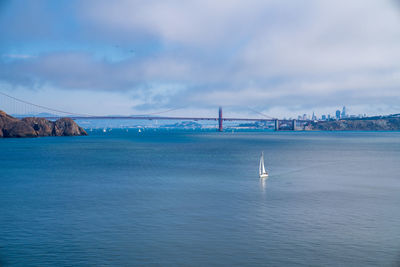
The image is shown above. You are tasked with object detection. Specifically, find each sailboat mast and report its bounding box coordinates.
[262,159,266,174]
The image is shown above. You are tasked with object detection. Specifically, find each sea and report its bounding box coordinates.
[0,130,399,266]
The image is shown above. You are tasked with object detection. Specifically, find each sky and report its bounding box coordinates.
[1,0,400,118]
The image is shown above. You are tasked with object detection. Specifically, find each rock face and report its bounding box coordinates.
[0,110,87,138]
[53,118,87,136]
[21,117,54,136]
[306,118,400,131]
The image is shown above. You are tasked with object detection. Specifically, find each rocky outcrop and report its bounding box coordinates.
[305,118,400,131]
[53,118,87,136]
[0,110,87,138]
[21,117,54,136]
[0,111,37,137]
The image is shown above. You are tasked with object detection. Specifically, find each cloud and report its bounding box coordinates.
[1,0,400,115]
[3,54,34,59]
[81,0,294,46]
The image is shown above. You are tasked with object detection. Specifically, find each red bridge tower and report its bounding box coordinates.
[218,107,223,132]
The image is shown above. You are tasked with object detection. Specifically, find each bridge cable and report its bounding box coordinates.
[132,106,187,116]
[0,91,188,118]
[244,106,277,120]
[0,91,95,117]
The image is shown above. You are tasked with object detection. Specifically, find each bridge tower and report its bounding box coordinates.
[292,119,297,131]
[274,119,279,131]
[218,107,223,132]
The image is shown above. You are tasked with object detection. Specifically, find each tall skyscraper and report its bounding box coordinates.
[342,106,346,118]
[336,110,341,119]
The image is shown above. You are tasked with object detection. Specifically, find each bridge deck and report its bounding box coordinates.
[40,116,306,123]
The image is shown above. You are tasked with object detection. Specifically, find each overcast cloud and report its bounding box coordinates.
[1,0,400,116]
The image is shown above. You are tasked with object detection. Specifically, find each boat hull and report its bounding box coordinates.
[259,174,269,179]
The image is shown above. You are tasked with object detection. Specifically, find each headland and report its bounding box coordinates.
[305,118,400,131]
[0,110,87,138]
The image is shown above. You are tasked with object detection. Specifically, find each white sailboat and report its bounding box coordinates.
[259,152,269,178]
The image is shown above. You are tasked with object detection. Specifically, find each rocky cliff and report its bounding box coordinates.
[306,118,400,131]
[0,110,87,138]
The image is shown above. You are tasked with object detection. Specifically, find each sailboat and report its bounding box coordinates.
[259,152,269,178]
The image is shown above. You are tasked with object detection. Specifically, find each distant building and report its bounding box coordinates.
[336,110,341,119]
[322,115,326,120]
[312,112,317,120]
[302,114,307,120]
[342,106,347,118]
[328,114,331,120]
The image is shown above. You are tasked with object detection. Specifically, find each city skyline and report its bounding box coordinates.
[295,106,368,121]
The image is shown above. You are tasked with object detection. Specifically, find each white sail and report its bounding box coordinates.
[261,157,266,174]
[259,152,268,178]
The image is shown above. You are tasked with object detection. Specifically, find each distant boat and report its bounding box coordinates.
[259,152,269,179]
[138,129,142,133]
[103,128,107,133]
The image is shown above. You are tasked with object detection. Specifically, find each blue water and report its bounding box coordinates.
[1,130,399,266]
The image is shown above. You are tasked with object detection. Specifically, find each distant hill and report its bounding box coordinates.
[163,121,202,128]
[305,118,400,131]
[11,112,59,118]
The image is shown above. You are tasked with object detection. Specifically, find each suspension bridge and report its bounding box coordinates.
[0,91,304,131]
[2,91,398,131]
